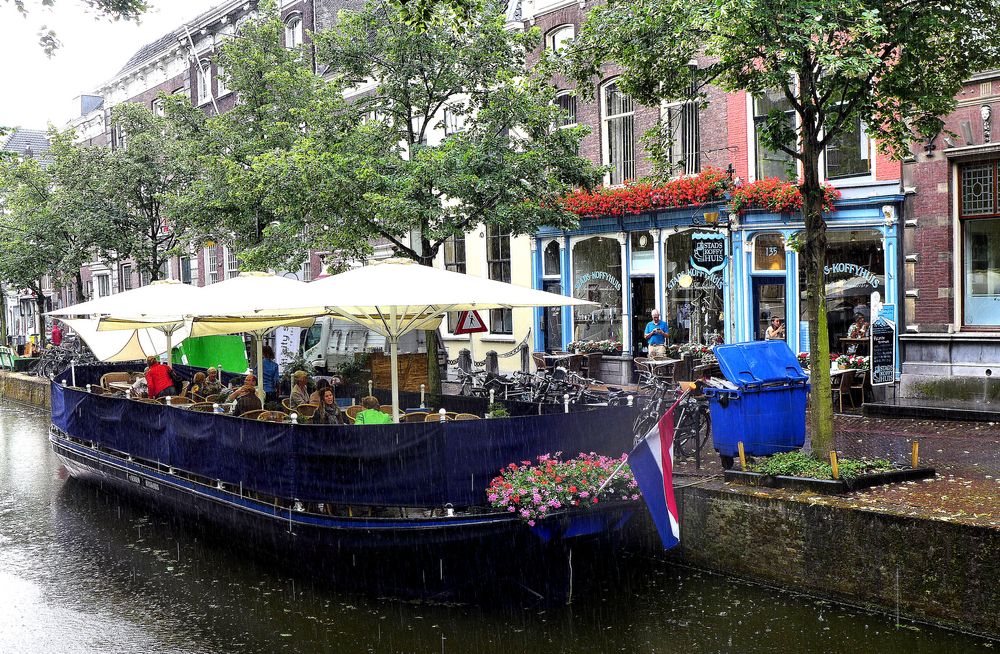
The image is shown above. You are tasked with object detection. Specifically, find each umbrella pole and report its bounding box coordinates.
[389,335,400,423]
[166,331,173,366]
[255,333,265,403]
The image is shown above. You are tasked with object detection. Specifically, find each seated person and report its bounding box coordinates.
[313,388,344,425]
[848,315,868,339]
[190,372,207,397]
[765,317,786,340]
[200,367,223,397]
[290,370,312,406]
[130,368,149,398]
[354,395,393,425]
[308,378,331,405]
[230,374,262,416]
[145,355,177,398]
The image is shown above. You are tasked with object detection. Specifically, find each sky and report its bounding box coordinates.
[1,0,218,130]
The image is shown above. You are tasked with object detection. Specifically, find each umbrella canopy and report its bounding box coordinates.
[57,318,191,363]
[291,258,595,421]
[48,280,200,364]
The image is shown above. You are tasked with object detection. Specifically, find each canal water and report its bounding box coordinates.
[0,400,994,653]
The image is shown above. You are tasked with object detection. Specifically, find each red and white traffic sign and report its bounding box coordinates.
[453,310,488,335]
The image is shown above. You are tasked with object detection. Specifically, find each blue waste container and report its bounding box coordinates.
[703,341,809,457]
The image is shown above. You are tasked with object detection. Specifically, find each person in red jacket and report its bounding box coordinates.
[145,355,177,398]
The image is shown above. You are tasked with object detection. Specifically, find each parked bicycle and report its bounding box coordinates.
[30,335,99,380]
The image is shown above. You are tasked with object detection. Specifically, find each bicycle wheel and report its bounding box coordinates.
[675,407,710,458]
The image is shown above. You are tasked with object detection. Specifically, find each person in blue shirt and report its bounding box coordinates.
[261,345,280,404]
[644,309,670,359]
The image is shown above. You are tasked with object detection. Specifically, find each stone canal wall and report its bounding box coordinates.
[0,372,50,410]
[672,481,999,636]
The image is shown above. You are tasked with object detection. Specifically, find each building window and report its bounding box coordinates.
[555,91,577,128]
[443,235,467,332]
[140,270,151,287]
[663,97,699,176]
[546,24,575,53]
[753,90,796,181]
[151,98,165,117]
[825,114,870,179]
[285,15,303,48]
[486,226,512,334]
[602,80,635,185]
[96,274,111,298]
[572,237,623,343]
[208,247,219,284]
[630,230,656,275]
[543,241,561,277]
[798,229,884,351]
[121,264,133,291]
[226,248,240,278]
[197,59,213,105]
[179,256,192,284]
[961,161,1000,325]
[216,62,229,97]
[443,106,463,136]
[111,123,126,151]
[753,233,786,272]
[664,230,725,345]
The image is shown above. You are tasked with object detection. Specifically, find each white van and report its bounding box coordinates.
[301,317,446,374]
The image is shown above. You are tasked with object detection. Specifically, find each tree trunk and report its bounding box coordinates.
[34,285,48,350]
[801,140,833,458]
[416,237,443,397]
[75,271,85,304]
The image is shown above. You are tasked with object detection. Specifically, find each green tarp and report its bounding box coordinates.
[172,335,249,373]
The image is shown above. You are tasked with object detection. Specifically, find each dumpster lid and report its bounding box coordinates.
[713,341,807,387]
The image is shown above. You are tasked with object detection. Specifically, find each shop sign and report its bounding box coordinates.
[574,271,622,293]
[870,316,895,386]
[666,268,724,290]
[824,262,880,288]
[690,232,727,274]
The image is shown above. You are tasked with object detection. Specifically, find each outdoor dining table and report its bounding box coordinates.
[107,381,133,393]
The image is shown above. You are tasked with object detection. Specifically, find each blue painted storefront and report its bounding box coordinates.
[534,195,903,375]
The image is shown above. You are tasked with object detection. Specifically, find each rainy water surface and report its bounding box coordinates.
[0,400,994,653]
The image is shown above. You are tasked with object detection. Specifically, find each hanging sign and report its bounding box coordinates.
[453,310,488,335]
[690,232,727,274]
[870,316,895,386]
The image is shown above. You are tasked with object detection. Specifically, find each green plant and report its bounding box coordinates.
[745,451,893,480]
[336,352,371,387]
[487,402,510,418]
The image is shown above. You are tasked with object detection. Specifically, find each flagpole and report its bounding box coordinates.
[595,454,629,497]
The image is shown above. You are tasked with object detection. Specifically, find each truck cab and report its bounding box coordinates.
[302,317,447,374]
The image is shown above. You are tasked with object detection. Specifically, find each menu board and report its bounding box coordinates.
[870,317,895,386]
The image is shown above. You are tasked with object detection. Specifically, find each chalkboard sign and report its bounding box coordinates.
[870,317,895,386]
[690,232,727,274]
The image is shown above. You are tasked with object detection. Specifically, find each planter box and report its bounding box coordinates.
[595,355,632,386]
[724,467,936,494]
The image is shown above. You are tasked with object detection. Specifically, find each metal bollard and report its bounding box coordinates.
[368,380,373,397]
[70,359,76,387]
[439,408,447,422]
[86,384,92,393]
[290,412,298,424]
[61,380,67,387]
[165,395,172,405]
[489,388,495,406]
[420,384,426,409]
[564,393,570,413]
[627,394,634,407]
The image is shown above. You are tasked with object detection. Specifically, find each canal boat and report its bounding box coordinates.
[48,365,639,589]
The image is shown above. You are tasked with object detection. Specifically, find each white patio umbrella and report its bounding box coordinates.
[48,280,201,365]
[57,317,190,362]
[184,272,318,401]
[283,258,595,422]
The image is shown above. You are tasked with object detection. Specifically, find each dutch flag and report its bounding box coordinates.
[629,395,682,550]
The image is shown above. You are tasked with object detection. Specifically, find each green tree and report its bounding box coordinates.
[569,0,1000,456]
[7,0,148,55]
[96,103,197,282]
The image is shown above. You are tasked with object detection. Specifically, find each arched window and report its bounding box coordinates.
[285,15,303,48]
[601,80,635,185]
[555,91,577,128]
[543,241,561,277]
[197,59,213,104]
[546,24,575,53]
[572,237,623,343]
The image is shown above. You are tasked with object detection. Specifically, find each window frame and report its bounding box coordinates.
[958,161,1000,328]
[443,235,468,332]
[752,233,787,273]
[121,264,133,291]
[226,248,240,279]
[284,14,303,49]
[752,90,797,182]
[485,226,513,334]
[95,273,111,298]
[824,112,872,180]
[197,59,213,106]
[601,79,636,186]
[554,90,578,129]
[545,24,575,53]
[208,247,219,284]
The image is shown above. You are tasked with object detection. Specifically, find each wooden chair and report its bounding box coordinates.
[295,403,319,420]
[425,412,454,421]
[531,352,551,373]
[832,369,856,412]
[100,371,132,389]
[565,354,584,374]
[633,357,655,389]
[582,352,603,379]
[454,413,480,420]
[401,412,430,423]
[850,370,867,406]
[379,404,394,416]
[163,396,194,406]
[204,394,221,404]
[257,410,289,423]
[344,405,364,424]
[88,385,112,395]
[134,397,160,404]
[282,398,294,412]
[240,409,268,421]
[189,402,217,413]
[188,392,205,403]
